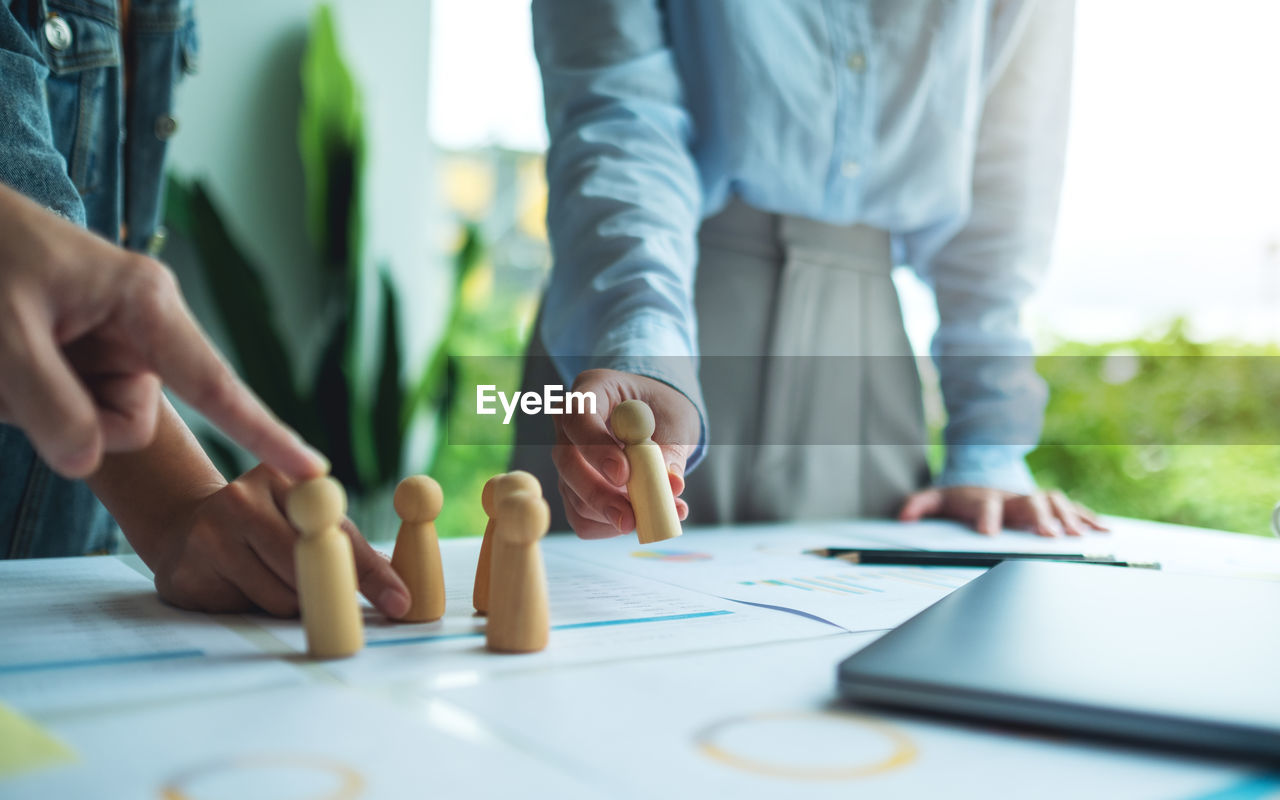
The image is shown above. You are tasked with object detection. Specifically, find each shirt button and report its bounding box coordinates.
[846,52,866,72]
[155,114,180,141]
[841,161,862,178]
[44,16,72,51]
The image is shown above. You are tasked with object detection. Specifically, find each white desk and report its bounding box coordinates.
[2,518,1278,799]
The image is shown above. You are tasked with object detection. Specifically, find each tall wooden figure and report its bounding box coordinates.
[390,475,446,622]
[474,470,541,616]
[485,490,551,653]
[611,399,682,544]
[285,477,364,659]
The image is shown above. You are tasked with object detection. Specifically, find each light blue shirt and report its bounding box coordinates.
[532,0,1074,493]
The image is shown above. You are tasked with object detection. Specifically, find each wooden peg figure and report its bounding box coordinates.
[474,476,501,616]
[611,399,682,544]
[474,470,541,616]
[285,476,364,659]
[485,490,551,653]
[389,475,446,622]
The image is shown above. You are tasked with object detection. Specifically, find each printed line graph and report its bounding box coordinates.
[739,568,972,597]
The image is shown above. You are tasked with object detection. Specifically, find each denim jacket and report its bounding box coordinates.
[0,0,196,557]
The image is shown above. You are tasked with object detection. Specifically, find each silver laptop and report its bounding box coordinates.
[837,560,1280,761]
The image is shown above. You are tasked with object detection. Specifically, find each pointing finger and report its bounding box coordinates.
[118,256,328,481]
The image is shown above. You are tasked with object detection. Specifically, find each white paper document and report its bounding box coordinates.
[256,542,836,682]
[836,516,1280,579]
[441,633,1272,800]
[0,558,299,713]
[546,526,986,632]
[812,518,1117,554]
[0,684,603,800]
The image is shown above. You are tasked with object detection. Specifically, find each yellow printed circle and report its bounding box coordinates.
[695,710,917,781]
[159,754,364,800]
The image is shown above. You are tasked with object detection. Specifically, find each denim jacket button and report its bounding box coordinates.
[154,114,179,140]
[44,16,73,51]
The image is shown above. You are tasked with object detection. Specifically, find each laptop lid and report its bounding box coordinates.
[837,560,1280,761]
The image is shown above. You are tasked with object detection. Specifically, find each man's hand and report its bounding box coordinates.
[152,464,411,618]
[0,183,326,481]
[897,485,1109,537]
[553,369,700,538]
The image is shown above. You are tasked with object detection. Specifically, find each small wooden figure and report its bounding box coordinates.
[474,470,541,616]
[285,476,364,659]
[485,489,551,653]
[474,476,500,616]
[610,399,682,544]
[389,475,446,623]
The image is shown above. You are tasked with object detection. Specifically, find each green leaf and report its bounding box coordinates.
[455,221,485,280]
[299,4,365,276]
[324,146,360,278]
[168,176,306,439]
[296,3,380,489]
[372,269,404,483]
[341,258,380,488]
[401,224,485,428]
[163,173,194,237]
[425,355,460,476]
[313,316,359,486]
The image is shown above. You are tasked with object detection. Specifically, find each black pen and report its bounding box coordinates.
[805,548,1161,570]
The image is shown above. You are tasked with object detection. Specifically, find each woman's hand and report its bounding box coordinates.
[151,464,411,618]
[552,369,699,538]
[898,485,1109,537]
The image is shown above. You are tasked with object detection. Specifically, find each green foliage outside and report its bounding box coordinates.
[1027,320,1280,537]
[423,228,536,538]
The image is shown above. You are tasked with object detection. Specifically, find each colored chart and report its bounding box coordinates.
[738,568,970,596]
[630,550,713,563]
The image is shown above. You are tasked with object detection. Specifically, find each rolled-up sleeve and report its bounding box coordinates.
[0,6,84,223]
[901,0,1075,493]
[532,0,707,462]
